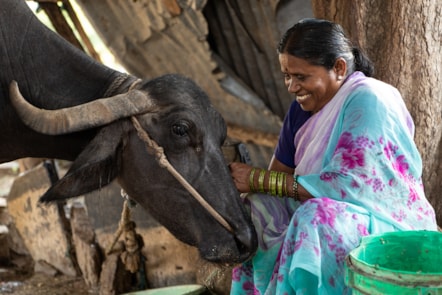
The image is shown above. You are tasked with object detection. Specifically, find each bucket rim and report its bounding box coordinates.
[345,255,442,286]
[122,284,207,295]
[345,230,442,286]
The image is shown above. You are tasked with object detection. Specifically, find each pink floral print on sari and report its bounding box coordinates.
[230,72,437,295]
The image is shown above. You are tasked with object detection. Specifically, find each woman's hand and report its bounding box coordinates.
[229,162,254,193]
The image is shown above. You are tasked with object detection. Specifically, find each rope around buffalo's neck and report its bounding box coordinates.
[130,116,233,233]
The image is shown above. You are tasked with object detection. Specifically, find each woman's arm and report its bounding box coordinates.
[268,155,294,173]
[230,158,312,202]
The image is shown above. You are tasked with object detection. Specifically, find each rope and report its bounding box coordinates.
[106,79,146,255]
[106,192,133,255]
[106,78,233,263]
[102,73,130,98]
[130,116,234,233]
[120,220,144,274]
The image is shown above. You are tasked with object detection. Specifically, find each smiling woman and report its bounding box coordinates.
[279,54,346,114]
[228,18,437,295]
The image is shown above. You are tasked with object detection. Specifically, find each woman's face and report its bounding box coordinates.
[279,53,345,113]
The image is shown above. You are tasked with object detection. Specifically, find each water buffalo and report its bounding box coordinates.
[0,0,257,263]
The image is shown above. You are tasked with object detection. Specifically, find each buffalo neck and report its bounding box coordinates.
[0,0,137,163]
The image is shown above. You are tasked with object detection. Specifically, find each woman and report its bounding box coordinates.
[229,18,437,294]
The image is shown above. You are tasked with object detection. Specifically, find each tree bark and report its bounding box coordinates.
[312,0,442,223]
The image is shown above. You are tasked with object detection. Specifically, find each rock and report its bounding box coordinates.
[7,164,78,277]
[34,260,59,277]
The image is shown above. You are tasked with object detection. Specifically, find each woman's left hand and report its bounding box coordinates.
[229,162,254,193]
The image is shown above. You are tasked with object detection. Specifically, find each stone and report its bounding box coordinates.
[34,260,59,277]
[7,164,77,277]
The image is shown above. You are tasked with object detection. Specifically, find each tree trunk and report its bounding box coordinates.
[311,0,442,224]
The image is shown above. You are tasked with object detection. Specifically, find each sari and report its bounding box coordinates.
[230,72,437,294]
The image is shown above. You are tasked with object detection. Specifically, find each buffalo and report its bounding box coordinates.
[0,0,257,263]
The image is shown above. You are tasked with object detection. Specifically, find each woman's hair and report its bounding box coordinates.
[277,18,374,77]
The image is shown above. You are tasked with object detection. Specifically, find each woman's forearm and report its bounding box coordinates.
[249,168,312,202]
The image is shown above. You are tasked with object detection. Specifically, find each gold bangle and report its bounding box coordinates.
[277,172,285,197]
[274,172,280,197]
[269,171,277,196]
[258,169,266,193]
[282,173,287,196]
[249,168,256,192]
[293,174,299,201]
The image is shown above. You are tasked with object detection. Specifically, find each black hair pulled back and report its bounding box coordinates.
[277,18,374,77]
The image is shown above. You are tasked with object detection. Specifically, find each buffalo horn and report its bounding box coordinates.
[9,80,157,135]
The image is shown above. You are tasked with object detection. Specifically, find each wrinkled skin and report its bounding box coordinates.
[0,0,257,263]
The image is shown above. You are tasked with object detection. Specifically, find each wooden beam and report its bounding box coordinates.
[39,1,85,51]
[28,0,101,62]
[27,0,59,3]
[62,0,101,62]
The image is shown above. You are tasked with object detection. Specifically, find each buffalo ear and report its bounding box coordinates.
[39,124,124,203]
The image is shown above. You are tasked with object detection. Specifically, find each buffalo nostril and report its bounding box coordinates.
[234,228,258,261]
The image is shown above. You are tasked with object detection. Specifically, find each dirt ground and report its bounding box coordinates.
[0,273,91,295]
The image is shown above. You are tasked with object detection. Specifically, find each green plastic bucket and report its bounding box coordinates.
[123,284,208,295]
[345,230,442,295]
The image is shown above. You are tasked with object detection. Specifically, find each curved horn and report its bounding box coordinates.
[9,80,157,135]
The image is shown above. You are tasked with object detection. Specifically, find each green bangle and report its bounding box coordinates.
[269,171,277,196]
[293,174,299,201]
[258,169,266,193]
[249,168,256,192]
[277,172,285,197]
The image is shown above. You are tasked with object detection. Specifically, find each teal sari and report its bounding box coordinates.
[231,72,437,294]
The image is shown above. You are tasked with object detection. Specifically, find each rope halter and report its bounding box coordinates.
[124,78,233,233]
[130,116,234,233]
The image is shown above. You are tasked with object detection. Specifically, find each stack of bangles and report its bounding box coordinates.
[249,168,299,201]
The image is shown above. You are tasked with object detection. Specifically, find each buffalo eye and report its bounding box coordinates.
[172,122,189,137]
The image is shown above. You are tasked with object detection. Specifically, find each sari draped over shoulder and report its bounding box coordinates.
[230,72,437,295]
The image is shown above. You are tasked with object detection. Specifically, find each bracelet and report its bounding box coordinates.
[249,168,256,192]
[292,174,299,201]
[282,173,287,196]
[258,169,266,193]
[269,171,277,196]
[274,172,280,197]
[277,172,285,197]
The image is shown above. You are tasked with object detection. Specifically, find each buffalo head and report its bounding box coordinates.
[9,73,257,263]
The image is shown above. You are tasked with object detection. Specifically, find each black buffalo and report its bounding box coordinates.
[0,0,257,263]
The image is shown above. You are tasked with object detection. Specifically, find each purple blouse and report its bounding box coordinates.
[274,101,311,168]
